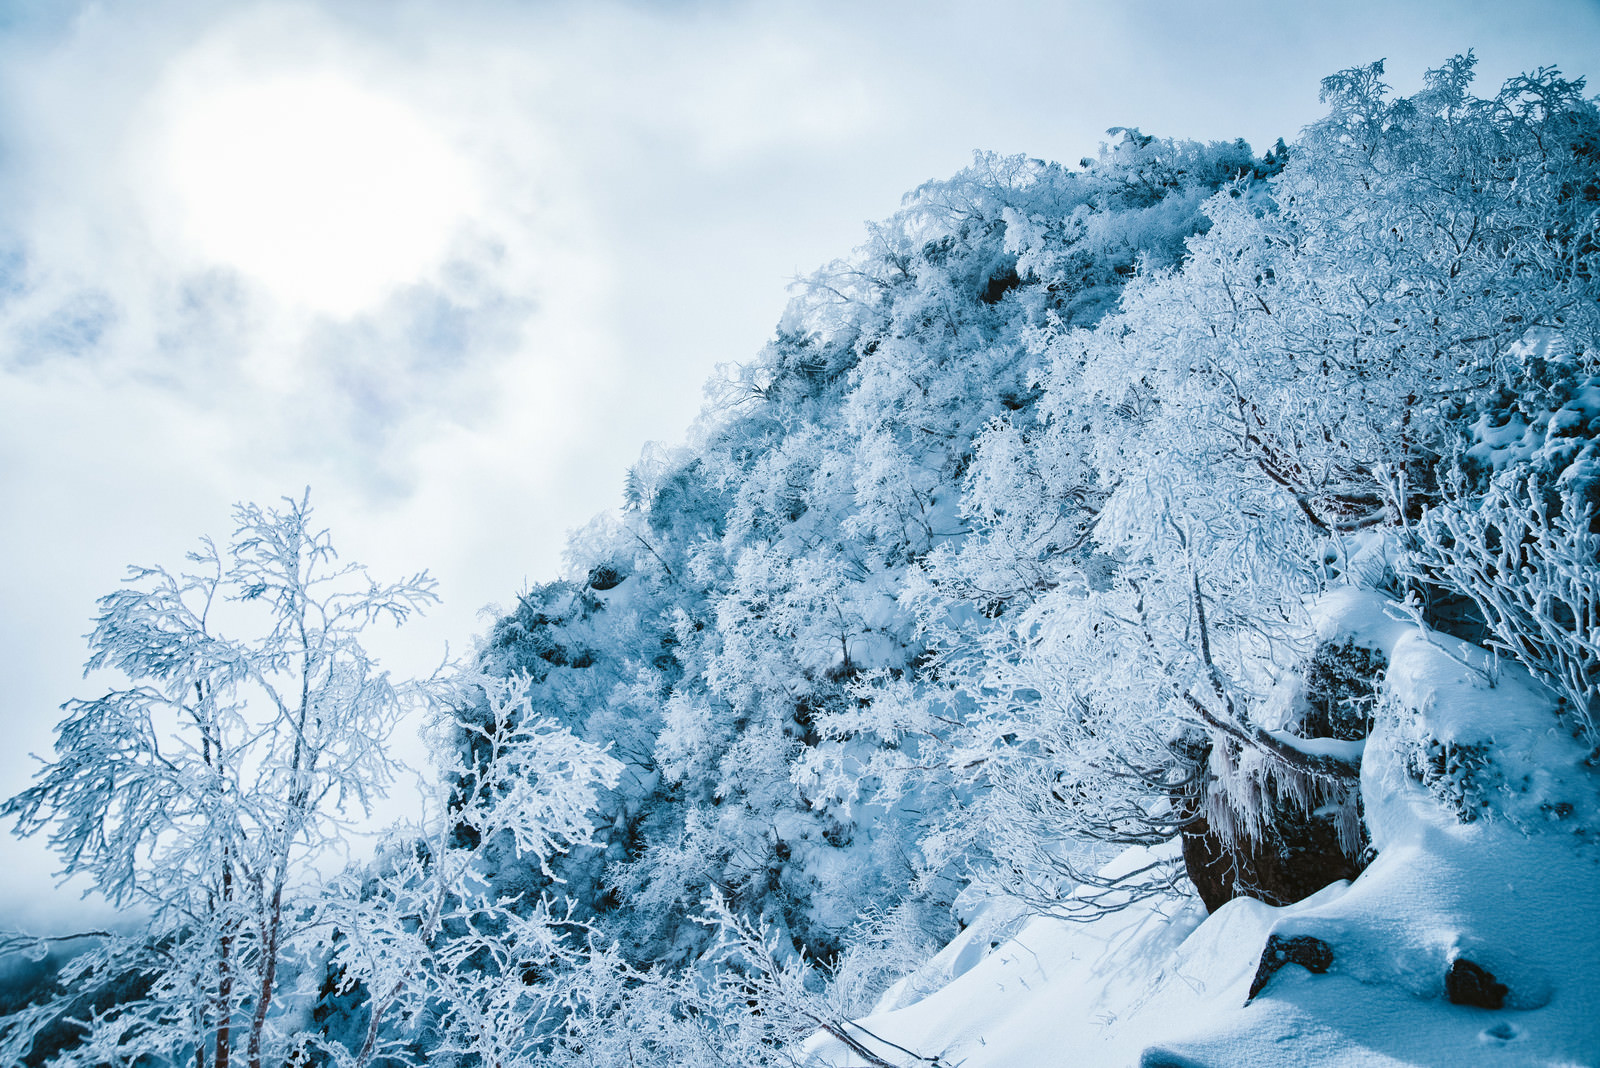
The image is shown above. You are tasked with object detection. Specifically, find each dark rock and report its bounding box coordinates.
[1446,957,1508,1009]
[1139,1050,1207,1068]
[1180,813,1237,914]
[979,264,1021,304]
[1247,933,1335,1001]
[1177,639,1382,914]
[1182,807,1364,914]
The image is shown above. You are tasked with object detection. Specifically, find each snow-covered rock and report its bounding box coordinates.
[811,591,1600,1066]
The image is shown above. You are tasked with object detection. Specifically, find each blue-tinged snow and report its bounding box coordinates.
[808,590,1600,1066]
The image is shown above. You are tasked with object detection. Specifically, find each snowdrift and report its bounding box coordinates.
[809,591,1600,1067]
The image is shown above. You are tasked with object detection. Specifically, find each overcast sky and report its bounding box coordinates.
[2,0,1597,927]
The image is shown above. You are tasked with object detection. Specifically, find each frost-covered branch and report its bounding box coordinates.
[1410,472,1600,745]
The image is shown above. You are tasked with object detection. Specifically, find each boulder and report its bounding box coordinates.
[1446,957,1508,1010]
[1247,933,1335,1001]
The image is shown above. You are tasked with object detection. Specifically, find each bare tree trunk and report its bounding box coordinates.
[247,882,284,1068]
[251,627,318,1068]
[216,857,233,1068]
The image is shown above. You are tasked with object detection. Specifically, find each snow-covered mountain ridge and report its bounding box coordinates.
[5,53,1598,1068]
[471,54,1600,1066]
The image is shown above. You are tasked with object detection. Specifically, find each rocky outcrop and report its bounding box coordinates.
[1247,933,1335,1001]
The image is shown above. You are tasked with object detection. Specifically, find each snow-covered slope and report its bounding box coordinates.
[811,591,1600,1067]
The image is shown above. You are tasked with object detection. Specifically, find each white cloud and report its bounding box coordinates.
[152,73,479,316]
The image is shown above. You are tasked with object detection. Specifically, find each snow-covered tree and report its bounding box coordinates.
[3,492,438,1067]
[919,54,1599,912]
[317,672,620,1068]
[281,52,1597,1063]
[0,495,619,1068]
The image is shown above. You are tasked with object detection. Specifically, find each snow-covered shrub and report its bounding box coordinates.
[1411,473,1599,748]
[1299,640,1387,742]
[1402,737,1499,822]
[1408,358,1600,751]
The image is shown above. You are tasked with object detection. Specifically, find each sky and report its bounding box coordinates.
[1,0,1597,928]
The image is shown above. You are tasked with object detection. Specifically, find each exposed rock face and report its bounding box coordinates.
[1181,640,1385,913]
[1247,933,1335,1001]
[1182,809,1365,913]
[1446,957,1508,1009]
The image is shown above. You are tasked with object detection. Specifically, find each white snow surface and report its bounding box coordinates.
[806,590,1600,1067]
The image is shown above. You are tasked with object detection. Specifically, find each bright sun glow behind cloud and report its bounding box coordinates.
[157,72,478,316]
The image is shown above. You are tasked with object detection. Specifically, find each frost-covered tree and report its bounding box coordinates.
[318,672,620,1068]
[918,55,1599,912]
[444,131,1285,1033]
[3,492,438,1068]
[0,495,619,1068]
[404,53,1600,1062]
